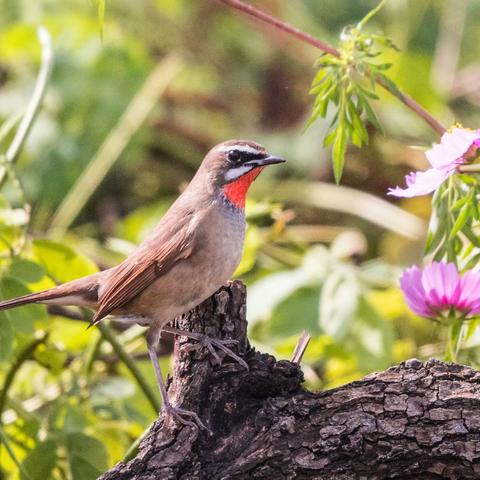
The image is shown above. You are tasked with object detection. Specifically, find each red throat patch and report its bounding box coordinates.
[223,167,264,209]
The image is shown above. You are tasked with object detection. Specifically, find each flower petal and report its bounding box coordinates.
[400,266,431,317]
[401,261,480,320]
[426,128,479,169]
[441,262,461,304]
[421,262,460,310]
[388,168,452,198]
[458,270,480,312]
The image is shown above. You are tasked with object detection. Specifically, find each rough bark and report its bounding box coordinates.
[100,280,480,480]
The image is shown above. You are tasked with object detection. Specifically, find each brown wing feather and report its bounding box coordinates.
[91,208,197,325]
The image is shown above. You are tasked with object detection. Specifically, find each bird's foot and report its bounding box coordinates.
[163,326,249,370]
[163,403,209,432]
[183,333,249,370]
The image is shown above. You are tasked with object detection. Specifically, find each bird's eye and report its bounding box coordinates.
[227,150,242,162]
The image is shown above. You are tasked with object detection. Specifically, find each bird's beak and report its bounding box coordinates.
[245,155,286,168]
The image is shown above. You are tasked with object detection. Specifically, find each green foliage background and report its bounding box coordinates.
[1,0,480,477]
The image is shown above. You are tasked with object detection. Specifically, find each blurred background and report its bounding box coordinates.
[1,0,480,477]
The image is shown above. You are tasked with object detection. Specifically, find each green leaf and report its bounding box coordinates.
[21,440,57,480]
[348,102,368,147]
[0,311,14,361]
[464,250,480,271]
[449,203,470,241]
[319,269,360,341]
[356,84,379,100]
[98,0,106,39]
[234,225,261,276]
[350,296,393,371]
[66,433,108,480]
[33,239,98,283]
[451,195,469,212]
[93,376,135,400]
[323,128,337,147]
[8,258,45,283]
[61,404,87,433]
[0,277,47,332]
[265,286,321,339]
[117,199,172,243]
[375,72,403,101]
[465,319,479,342]
[247,250,328,325]
[0,427,33,480]
[462,225,480,249]
[34,343,68,374]
[446,321,464,362]
[360,97,384,134]
[332,122,349,183]
[424,227,446,255]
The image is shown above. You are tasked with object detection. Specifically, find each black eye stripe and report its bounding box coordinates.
[242,152,266,161]
[228,149,265,162]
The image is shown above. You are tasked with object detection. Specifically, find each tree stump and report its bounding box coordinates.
[100,280,480,479]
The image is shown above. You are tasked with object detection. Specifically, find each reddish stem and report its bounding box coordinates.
[218,0,446,135]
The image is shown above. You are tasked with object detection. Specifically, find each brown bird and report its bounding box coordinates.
[0,140,284,428]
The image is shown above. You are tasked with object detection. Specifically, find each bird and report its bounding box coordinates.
[0,140,285,429]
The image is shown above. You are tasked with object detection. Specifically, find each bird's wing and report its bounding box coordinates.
[91,208,198,325]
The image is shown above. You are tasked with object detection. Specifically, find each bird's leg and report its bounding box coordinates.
[146,327,207,431]
[162,325,249,370]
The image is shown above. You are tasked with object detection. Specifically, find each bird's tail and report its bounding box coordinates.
[0,274,101,311]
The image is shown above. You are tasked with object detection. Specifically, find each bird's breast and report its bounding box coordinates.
[125,200,246,325]
[193,200,246,283]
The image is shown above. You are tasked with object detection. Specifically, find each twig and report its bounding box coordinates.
[96,322,160,413]
[122,427,148,463]
[219,0,338,55]
[47,305,85,320]
[48,305,160,413]
[217,0,446,135]
[49,53,184,235]
[256,180,426,240]
[0,331,48,421]
[291,331,311,364]
[0,427,33,479]
[431,0,467,93]
[357,0,388,29]
[0,27,54,186]
[458,164,480,173]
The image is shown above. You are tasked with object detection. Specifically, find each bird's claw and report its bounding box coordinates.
[184,335,249,370]
[163,403,210,433]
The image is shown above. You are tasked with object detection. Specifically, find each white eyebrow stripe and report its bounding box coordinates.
[219,144,262,155]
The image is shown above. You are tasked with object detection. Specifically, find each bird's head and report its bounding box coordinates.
[201,140,285,209]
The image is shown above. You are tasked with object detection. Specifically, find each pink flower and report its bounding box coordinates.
[388,127,480,198]
[400,262,480,319]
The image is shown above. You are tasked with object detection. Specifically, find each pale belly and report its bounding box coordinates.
[119,202,245,326]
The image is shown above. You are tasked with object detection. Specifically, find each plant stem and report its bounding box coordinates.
[122,426,149,462]
[0,426,33,480]
[96,322,160,413]
[51,305,160,415]
[458,164,480,173]
[218,0,446,135]
[82,328,103,379]
[49,53,183,236]
[0,27,54,186]
[219,0,339,55]
[357,0,388,29]
[446,322,465,362]
[256,179,426,240]
[0,332,48,422]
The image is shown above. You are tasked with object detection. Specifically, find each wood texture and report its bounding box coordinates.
[100,280,480,480]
